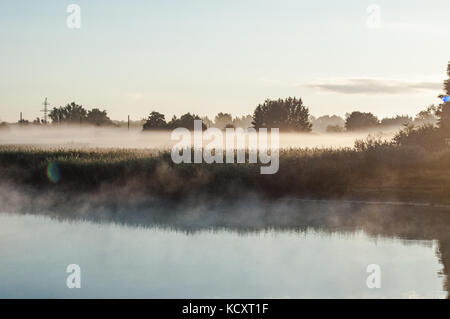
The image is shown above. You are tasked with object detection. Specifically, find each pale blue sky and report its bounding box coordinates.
[0,0,449,122]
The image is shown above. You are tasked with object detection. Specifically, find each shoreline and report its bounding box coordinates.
[1,144,450,206]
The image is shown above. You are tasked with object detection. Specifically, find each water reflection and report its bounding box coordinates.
[0,199,449,298]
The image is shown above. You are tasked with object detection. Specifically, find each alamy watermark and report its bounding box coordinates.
[366,4,381,29]
[66,264,81,289]
[366,264,381,289]
[66,4,81,29]
[170,120,279,174]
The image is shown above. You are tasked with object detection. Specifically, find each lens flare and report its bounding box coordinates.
[47,162,61,183]
[443,96,450,103]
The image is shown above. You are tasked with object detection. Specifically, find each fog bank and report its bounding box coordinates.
[0,126,397,149]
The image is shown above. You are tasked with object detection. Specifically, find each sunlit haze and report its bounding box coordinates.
[1,0,449,122]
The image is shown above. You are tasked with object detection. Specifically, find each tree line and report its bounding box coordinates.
[48,102,114,126]
[354,62,450,152]
[9,62,449,140]
[10,98,443,133]
[141,100,440,133]
[143,111,255,131]
[141,62,449,133]
[15,102,114,126]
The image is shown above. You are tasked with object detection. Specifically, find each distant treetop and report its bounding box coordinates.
[252,97,312,132]
[49,102,113,126]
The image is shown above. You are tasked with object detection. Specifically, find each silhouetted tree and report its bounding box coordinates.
[393,124,444,151]
[414,105,438,126]
[311,115,345,132]
[252,97,312,131]
[252,105,264,129]
[438,61,450,99]
[214,112,233,129]
[86,108,113,126]
[49,103,114,126]
[49,102,87,124]
[437,62,450,137]
[437,104,450,136]
[167,113,206,130]
[48,107,64,124]
[326,125,344,133]
[447,62,450,95]
[392,62,450,151]
[143,111,167,130]
[345,111,379,131]
[232,115,253,129]
[380,115,412,127]
[201,116,214,128]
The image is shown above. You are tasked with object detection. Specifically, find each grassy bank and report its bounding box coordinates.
[1,144,450,204]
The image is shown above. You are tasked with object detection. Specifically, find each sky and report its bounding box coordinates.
[0,0,449,122]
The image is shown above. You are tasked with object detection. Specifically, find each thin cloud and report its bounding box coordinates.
[305,78,442,95]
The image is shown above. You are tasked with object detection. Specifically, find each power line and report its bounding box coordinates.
[41,97,50,124]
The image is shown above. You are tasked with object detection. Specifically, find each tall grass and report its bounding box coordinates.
[1,144,450,203]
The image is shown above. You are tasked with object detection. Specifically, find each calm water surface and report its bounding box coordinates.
[0,209,447,298]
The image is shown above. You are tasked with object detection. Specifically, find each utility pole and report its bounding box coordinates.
[128,115,130,130]
[41,97,50,124]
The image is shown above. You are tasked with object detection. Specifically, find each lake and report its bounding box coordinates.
[0,200,448,298]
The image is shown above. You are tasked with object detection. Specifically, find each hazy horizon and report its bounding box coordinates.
[0,125,397,149]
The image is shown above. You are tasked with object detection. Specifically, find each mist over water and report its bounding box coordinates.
[2,125,446,298]
[0,191,448,298]
[0,212,445,298]
[0,126,397,149]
